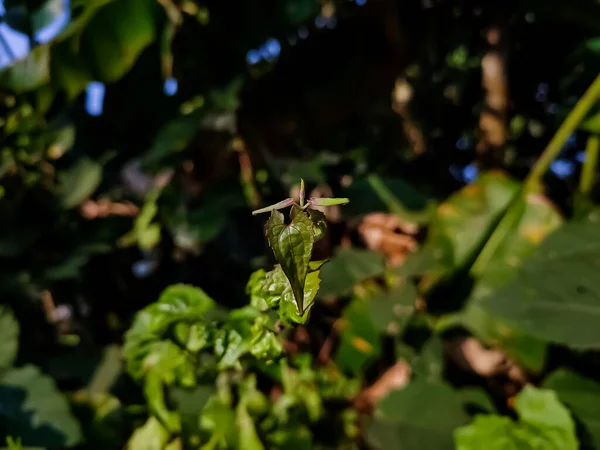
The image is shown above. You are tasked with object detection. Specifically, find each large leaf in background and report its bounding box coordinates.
[143,109,205,167]
[457,193,563,371]
[479,209,600,348]
[266,209,314,314]
[335,297,381,375]
[166,183,247,252]
[0,45,50,93]
[543,369,600,449]
[79,0,157,83]
[343,175,434,224]
[367,380,469,450]
[366,282,417,336]
[319,248,385,297]
[420,171,519,289]
[0,365,82,448]
[50,40,94,100]
[455,386,578,450]
[0,306,19,369]
[58,157,102,208]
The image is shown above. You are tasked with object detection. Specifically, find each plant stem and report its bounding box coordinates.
[578,134,600,196]
[525,73,600,192]
[299,178,305,207]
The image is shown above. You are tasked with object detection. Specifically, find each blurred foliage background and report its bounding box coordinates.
[1,0,600,448]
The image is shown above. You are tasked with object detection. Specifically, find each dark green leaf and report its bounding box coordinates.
[458,193,563,370]
[366,282,417,336]
[335,297,381,375]
[0,306,19,369]
[266,210,314,314]
[479,208,600,348]
[79,0,157,83]
[4,0,64,33]
[58,157,102,208]
[0,365,83,448]
[368,380,469,450]
[319,248,385,297]
[420,171,519,289]
[343,175,434,224]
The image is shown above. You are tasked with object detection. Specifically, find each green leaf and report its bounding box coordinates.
[236,403,264,450]
[458,193,563,371]
[411,336,444,382]
[123,284,216,379]
[455,415,525,450]
[543,369,600,449]
[4,0,65,34]
[0,365,82,448]
[279,261,325,325]
[0,306,19,369]
[335,297,381,375]
[51,40,94,100]
[58,157,103,208]
[367,380,469,450]
[268,426,312,450]
[420,171,520,289]
[308,197,349,207]
[366,282,417,336]
[319,248,385,297]
[455,386,578,450]
[343,175,435,224]
[79,0,157,83]
[306,208,327,242]
[479,208,600,348]
[0,45,50,93]
[126,417,169,450]
[266,209,314,314]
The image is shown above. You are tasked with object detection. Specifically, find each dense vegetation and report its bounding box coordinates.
[1,0,600,448]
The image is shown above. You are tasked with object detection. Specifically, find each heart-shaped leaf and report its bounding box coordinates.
[266,210,314,314]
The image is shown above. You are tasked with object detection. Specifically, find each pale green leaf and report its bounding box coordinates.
[126,417,169,450]
[309,197,349,207]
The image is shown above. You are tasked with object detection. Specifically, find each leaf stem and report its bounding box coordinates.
[299,178,305,207]
[525,73,600,193]
[578,134,600,197]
